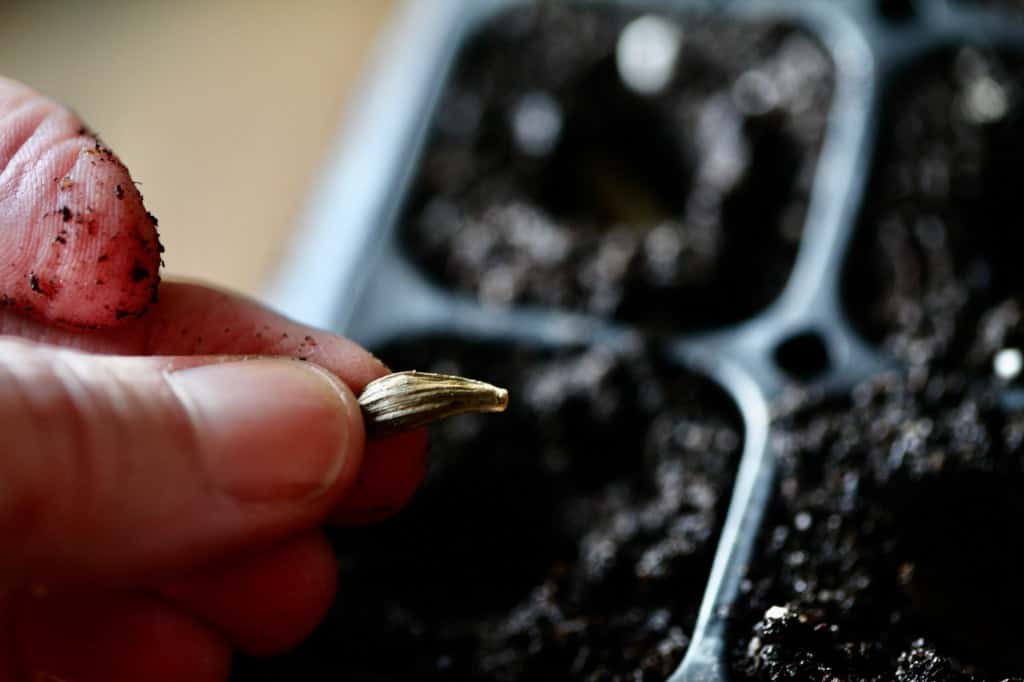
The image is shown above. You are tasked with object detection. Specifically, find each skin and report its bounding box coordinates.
[0,76,428,681]
[0,76,161,328]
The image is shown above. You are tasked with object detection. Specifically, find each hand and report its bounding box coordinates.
[0,76,427,681]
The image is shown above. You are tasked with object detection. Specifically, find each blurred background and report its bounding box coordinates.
[0,0,396,298]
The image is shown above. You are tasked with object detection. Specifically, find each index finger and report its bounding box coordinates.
[0,279,389,393]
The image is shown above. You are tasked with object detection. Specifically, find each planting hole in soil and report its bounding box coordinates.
[729,369,1024,681]
[773,330,831,381]
[402,5,834,331]
[233,337,743,681]
[842,47,1024,369]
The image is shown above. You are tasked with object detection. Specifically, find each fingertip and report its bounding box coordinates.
[159,532,337,657]
[13,592,231,682]
[331,429,429,526]
[0,75,161,329]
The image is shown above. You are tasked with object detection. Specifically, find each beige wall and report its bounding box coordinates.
[0,0,397,298]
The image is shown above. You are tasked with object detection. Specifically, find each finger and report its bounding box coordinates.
[0,279,389,393]
[0,599,14,682]
[0,338,364,592]
[0,76,386,395]
[159,531,336,657]
[331,429,429,526]
[12,591,230,682]
[0,75,161,328]
[1,280,432,522]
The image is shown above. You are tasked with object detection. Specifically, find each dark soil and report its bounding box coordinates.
[233,9,1024,682]
[402,5,834,331]
[842,47,1024,369]
[732,37,1024,682]
[730,367,1024,681]
[233,337,743,681]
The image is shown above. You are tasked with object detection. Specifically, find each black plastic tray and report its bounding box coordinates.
[267,0,1024,679]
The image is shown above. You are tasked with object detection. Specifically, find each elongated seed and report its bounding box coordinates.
[358,370,509,435]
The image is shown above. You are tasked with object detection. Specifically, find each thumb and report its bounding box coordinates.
[0,337,364,593]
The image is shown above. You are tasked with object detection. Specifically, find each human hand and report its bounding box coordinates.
[0,76,427,681]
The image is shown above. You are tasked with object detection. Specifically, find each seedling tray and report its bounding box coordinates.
[259,0,1024,680]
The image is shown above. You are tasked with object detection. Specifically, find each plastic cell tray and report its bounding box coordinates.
[262,0,1024,679]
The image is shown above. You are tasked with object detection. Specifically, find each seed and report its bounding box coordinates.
[358,370,509,435]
